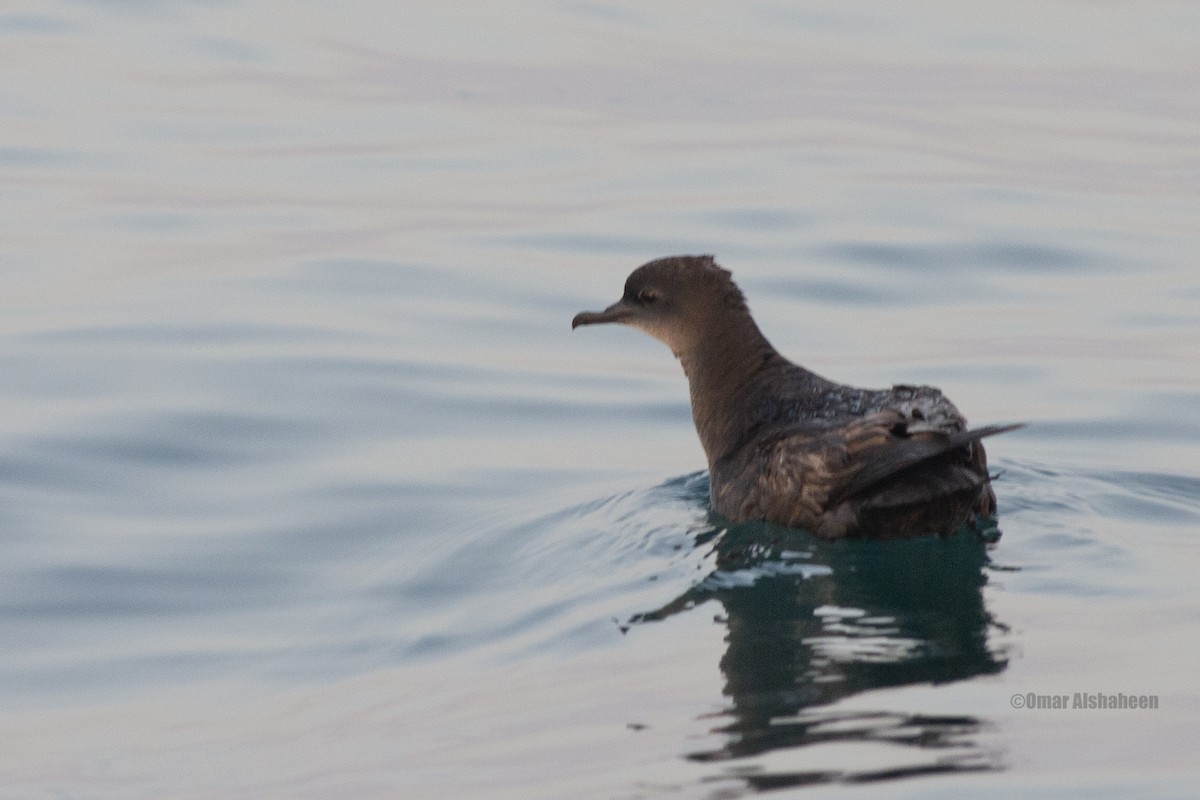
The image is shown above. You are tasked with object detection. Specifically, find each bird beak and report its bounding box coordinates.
[572,299,635,329]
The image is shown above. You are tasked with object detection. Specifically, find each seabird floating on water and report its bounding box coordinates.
[572,255,1022,539]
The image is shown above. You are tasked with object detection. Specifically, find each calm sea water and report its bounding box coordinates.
[2,2,1198,798]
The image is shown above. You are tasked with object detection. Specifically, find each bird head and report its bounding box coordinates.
[572,255,747,357]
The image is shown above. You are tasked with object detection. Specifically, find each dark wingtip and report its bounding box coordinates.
[968,422,1028,440]
[834,421,1028,504]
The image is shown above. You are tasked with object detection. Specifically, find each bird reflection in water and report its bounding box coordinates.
[631,512,1010,790]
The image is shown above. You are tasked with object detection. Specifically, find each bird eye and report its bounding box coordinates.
[637,289,659,305]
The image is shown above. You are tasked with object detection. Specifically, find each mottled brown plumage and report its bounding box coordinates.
[572,255,1022,539]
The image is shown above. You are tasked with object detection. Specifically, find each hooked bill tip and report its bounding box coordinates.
[572,302,630,329]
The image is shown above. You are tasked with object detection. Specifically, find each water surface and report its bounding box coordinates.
[1,2,1198,798]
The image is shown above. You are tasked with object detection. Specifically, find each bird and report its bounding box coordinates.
[571,255,1023,539]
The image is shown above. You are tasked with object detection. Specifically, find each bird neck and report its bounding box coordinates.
[678,312,780,468]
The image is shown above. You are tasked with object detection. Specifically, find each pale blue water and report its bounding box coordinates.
[1,2,1198,798]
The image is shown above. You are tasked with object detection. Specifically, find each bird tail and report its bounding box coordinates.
[834,422,1026,504]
